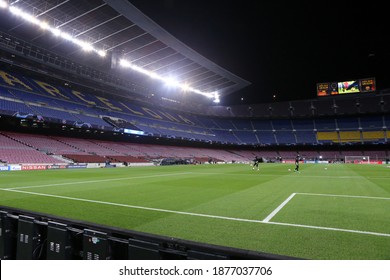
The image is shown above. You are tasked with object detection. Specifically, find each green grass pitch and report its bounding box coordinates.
[1,163,390,259]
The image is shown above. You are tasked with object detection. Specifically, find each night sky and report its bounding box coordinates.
[129,0,390,106]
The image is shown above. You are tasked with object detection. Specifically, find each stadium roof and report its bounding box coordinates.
[0,0,251,101]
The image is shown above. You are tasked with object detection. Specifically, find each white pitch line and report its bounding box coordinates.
[267,221,390,237]
[297,192,390,200]
[2,188,390,238]
[262,193,296,222]
[4,172,193,191]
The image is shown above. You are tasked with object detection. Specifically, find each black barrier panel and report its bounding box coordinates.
[128,239,160,260]
[187,249,229,260]
[0,211,18,260]
[110,238,129,260]
[68,227,83,259]
[83,229,109,260]
[0,206,300,260]
[46,221,69,260]
[16,215,37,259]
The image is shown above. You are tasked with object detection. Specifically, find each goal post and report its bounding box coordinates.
[344,156,370,164]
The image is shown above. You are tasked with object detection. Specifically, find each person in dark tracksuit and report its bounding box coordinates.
[295,154,300,172]
[252,156,261,171]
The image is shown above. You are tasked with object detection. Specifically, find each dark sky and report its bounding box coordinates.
[129,0,390,106]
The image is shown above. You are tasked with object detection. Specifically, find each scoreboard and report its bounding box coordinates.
[317,82,338,96]
[360,78,376,92]
[317,78,375,97]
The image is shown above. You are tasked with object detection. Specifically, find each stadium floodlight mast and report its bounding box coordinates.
[0,0,221,103]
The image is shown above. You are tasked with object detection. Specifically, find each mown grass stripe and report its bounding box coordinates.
[4,172,193,190]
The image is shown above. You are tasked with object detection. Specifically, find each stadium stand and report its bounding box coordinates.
[4,66,387,150]
[1,65,390,163]
[4,132,86,155]
[362,150,388,160]
[0,132,67,164]
[317,151,343,161]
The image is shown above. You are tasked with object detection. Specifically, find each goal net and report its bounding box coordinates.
[344,156,370,164]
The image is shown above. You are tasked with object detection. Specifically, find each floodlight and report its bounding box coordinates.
[39,21,49,30]
[181,83,190,92]
[164,77,179,88]
[97,50,106,57]
[133,65,151,76]
[0,0,8,9]
[2,2,227,102]
[119,59,131,68]
[78,41,93,52]
[51,28,61,37]
[60,32,72,41]
[5,4,107,58]
[148,72,160,80]
[213,91,220,103]
[23,12,39,25]
[9,6,22,16]
[192,88,202,95]
[117,57,218,99]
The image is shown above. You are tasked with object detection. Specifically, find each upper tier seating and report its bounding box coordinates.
[0,68,389,146]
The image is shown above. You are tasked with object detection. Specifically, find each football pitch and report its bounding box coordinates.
[1,163,390,260]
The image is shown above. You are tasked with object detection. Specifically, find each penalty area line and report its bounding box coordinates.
[262,193,296,222]
[267,221,390,238]
[296,192,390,200]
